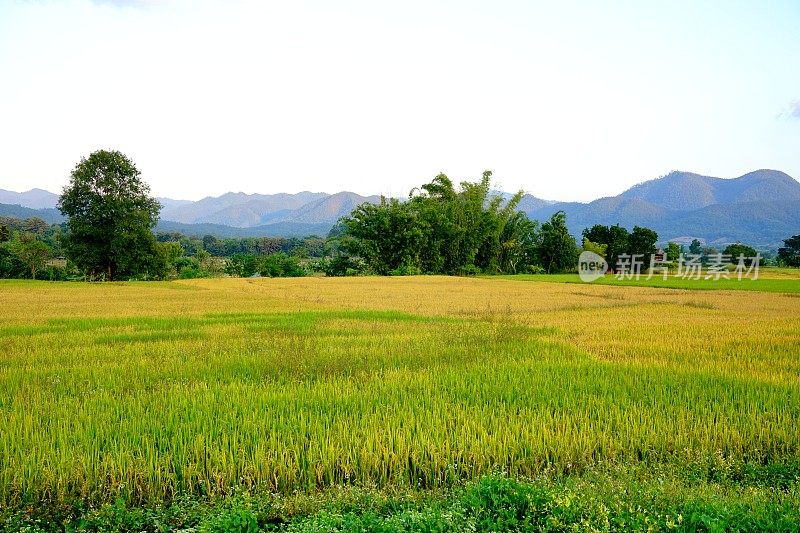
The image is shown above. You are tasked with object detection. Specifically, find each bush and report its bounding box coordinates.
[260,252,306,278]
[523,264,546,274]
[178,267,209,279]
[226,253,259,277]
[457,264,482,276]
[723,243,758,266]
[389,264,422,276]
[319,255,366,277]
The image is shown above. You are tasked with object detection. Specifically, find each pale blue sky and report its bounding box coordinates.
[1,0,798,201]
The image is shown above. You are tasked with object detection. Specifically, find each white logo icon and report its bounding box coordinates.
[578,251,608,282]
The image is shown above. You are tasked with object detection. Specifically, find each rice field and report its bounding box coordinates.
[1,275,799,529]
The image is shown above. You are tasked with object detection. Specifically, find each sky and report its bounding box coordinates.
[1,0,799,202]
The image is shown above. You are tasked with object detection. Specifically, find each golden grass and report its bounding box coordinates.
[0,277,798,505]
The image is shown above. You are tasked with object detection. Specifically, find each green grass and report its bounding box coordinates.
[1,279,799,530]
[6,471,800,531]
[497,272,800,293]
[7,469,800,531]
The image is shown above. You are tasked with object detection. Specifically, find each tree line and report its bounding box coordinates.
[334,171,578,275]
[1,150,798,281]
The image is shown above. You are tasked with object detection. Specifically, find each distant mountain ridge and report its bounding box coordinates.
[159,191,328,226]
[618,169,800,210]
[0,187,192,212]
[0,188,60,209]
[2,169,799,245]
[157,190,380,227]
[517,169,800,247]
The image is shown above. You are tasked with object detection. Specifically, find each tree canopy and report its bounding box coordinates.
[8,233,51,280]
[778,235,800,267]
[539,211,578,273]
[582,224,659,271]
[339,171,561,275]
[58,150,164,280]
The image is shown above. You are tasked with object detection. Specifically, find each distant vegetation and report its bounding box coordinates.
[337,171,576,275]
[3,167,800,245]
[0,150,798,281]
[582,224,658,270]
[779,235,800,266]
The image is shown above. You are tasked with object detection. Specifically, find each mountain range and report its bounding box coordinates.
[1,169,799,246]
[519,170,800,247]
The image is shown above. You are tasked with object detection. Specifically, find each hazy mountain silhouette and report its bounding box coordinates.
[0,188,59,209]
[617,169,800,209]
[2,169,798,245]
[160,191,330,226]
[518,169,800,247]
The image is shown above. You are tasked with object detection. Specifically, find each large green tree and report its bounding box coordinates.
[342,198,425,275]
[342,171,536,275]
[723,242,758,266]
[582,224,629,268]
[58,150,162,280]
[538,211,578,273]
[582,224,658,271]
[499,211,539,274]
[665,242,681,262]
[627,225,658,269]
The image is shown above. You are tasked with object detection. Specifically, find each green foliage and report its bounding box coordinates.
[628,225,658,269]
[1,216,64,257]
[778,235,800,267]
[226,253,260,277]
[582,224,659,271]
[316,254,366,277]
[4,471,799,531]
[498,212,540,274]
[581,237,607,257]
[260,252,306,278]
[58,150,163,280]
[174,256,211,279]
[539,211,578,273]
[22,217,49,235]
[203,504,260,532]
[342,198,425,275]
[689,238,703,255]
[178,266,209,279]
[724,242,758,266]
[583,224,629,268]
[341,171,542,275]
[0,242,26,279]
[8,233,51,279]
[666,241,681,262]
[159,233,329,259]
[223,252,308,278]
